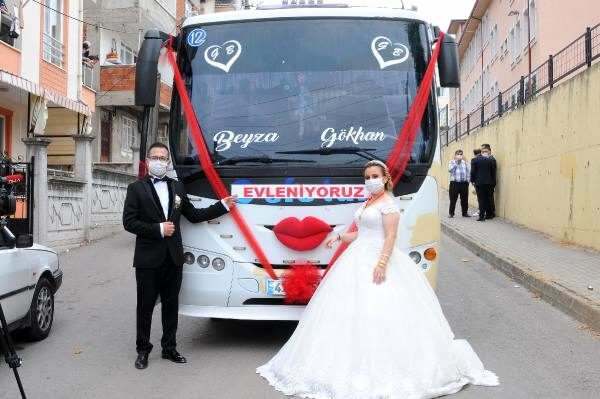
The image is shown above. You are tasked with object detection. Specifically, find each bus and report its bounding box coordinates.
[134,0,459,320]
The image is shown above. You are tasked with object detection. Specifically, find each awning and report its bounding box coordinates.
[0,69,92,116]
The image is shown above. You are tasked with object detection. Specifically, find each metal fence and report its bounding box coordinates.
[442,23,600,146]
[6,159,34,236]
[82,62,94,88]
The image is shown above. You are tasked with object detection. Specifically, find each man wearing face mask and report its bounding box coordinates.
[123,142,237,370]
[448,149,470,218]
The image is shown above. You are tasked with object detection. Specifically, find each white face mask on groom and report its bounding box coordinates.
[148,159,169,178]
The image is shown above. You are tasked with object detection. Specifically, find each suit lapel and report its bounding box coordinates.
[142,177,166,221]
[167,179,175,220]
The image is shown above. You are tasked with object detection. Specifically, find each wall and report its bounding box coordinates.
[439,61,600,251]
[0,91,28,159]
[89,167,134,240]
[46,167,135,248]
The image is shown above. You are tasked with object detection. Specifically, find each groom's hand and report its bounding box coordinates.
[223,195,238,209]
[162,221,175,237]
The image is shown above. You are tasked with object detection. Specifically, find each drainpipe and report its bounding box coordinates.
[77,0,84,103]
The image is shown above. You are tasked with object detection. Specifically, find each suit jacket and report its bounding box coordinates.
[470,155,496,186]
[122,176,228,268]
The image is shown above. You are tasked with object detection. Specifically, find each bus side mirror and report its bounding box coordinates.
[438,35,460,88]
[135,30,168,107]
[15,234,33,248]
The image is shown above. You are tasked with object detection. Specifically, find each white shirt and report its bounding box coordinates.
[150,175,229,238]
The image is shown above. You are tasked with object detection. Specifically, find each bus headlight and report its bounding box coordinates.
[212,257,226,271]
[409,251,422,264]
[197,255,210,268]
[184,252,195,265]
[424,247,437,261]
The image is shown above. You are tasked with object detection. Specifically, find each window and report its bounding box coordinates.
[158,124,168,144]
[121,117,137,152]
[0,12,16,47]
[120,42,136,65]
[515,20,522,59]
[490,25,499,60]
[43,0,64,67]
[527,0,537,41]
[510,21,522,63]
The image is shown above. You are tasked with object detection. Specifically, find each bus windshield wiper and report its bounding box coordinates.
[276,146,382,161]
[216,156,316,166]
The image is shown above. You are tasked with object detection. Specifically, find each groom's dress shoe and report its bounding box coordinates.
[162,349,187,364]
[135,353,149,370]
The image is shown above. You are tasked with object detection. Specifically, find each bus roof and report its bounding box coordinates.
[182,5,429,28]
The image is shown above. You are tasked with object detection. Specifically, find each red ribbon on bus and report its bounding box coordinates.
[165,41,278,280]
[164,32,444,283]
[325,32,445,272]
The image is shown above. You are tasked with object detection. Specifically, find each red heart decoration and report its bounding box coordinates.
[273,216,333,251]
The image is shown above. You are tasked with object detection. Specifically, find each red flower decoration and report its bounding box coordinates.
[282,262,321,304]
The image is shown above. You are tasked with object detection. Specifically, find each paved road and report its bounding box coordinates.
[1,232,599,399]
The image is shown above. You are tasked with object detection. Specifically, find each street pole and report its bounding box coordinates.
[527,0,532,98]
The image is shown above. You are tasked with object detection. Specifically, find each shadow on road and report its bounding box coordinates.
[189,319,298,349]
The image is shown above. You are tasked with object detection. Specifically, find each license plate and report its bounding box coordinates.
[266,279,285,296]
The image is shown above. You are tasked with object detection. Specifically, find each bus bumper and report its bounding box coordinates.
[179,304,305,321]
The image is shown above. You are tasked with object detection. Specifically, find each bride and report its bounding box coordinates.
[257,160,499,399]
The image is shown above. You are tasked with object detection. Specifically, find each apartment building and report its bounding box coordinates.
[448,0,600,127]
[0,0,94,164]
[80,0,177,173]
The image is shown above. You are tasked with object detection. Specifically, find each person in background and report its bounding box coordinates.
[481,144,496,218]
[82,41,99,65]
[470,147,496,221]
[448,149,470,218]
[470,149,482,217]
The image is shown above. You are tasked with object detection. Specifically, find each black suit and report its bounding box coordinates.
[489,155,497,215]
[123,176,228,354]
[470,155,496,219]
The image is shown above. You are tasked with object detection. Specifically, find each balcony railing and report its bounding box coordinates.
[43,33,64,67]
[442,23,600,147]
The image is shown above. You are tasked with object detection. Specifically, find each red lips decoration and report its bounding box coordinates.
[273,216,333,251]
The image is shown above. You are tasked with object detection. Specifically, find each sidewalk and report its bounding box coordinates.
[439,190,600,332]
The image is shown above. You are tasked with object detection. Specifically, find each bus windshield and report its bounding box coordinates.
[172,18,434,169]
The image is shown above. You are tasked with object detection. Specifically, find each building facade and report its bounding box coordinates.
[447,0,600,128]
[0,0,94,164]
[82,0,177,173]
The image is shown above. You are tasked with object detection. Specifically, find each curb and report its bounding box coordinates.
[442,221,600,332]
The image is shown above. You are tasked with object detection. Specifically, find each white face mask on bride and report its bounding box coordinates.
[364,178,385,194]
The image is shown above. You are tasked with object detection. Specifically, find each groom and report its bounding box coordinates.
[123,142,236,370]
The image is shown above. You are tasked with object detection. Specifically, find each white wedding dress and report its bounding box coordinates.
[257,197,499,399]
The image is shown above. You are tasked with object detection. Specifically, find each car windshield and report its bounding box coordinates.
[172,18,434,168]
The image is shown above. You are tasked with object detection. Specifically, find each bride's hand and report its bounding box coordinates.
[373,265,386,285]
[325,236,339,248]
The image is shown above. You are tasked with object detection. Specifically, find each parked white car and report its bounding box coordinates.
[0,234,62,340]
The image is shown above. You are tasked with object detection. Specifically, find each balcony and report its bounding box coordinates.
[98,64,171,109]
[82,62,95,88]
[43,33,64,68]
[215,0,239,11]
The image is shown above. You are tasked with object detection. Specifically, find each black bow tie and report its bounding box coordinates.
[151,176,168,184]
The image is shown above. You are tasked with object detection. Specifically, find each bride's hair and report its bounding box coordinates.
[364,160,393,192]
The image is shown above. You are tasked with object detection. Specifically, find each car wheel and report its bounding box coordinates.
[23,278,54,341]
